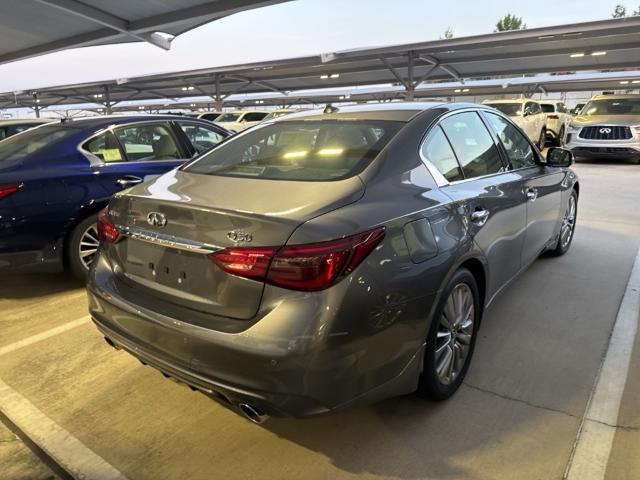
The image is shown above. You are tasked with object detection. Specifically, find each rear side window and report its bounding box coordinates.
[183,120,403,181]
[0,124,80,169]
[485,112,536,170]
[420,127,463,182]
[199,113,220,121]
[440,112,505,179]
[83,131,123,162]
[114,124,180,161]
[177,123,225,154]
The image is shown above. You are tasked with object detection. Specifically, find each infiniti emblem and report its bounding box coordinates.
[227,230,253,243]
[599,127,612,134]
[147,212,167,228]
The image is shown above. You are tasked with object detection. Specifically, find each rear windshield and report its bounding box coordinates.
[216,113,241,122]
[0,124,81,169]
[581,99,640,115]
[540,104,555,113]
[183,120,403,181]
[484,103,522,116]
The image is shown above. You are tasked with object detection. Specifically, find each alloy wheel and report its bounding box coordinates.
[435,283,475,385]
[560,195,576,249]
[78,223,100,270]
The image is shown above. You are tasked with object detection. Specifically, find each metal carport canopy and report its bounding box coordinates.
[0,0,291,65]
[2,16,639,111]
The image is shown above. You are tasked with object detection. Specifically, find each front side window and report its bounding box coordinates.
[178,123,225,154]
[540,104,555,113]
[183,120,402,181]
[440,112,505,179]
[216,113,241,123]
[114,124,180,161]
[83,131,123,163]
[420,126,463,182]
[485,112,536,170]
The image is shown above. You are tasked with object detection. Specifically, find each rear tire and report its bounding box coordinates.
[417,268,480,401]
[67,215,99,280]
[552,190,578,256]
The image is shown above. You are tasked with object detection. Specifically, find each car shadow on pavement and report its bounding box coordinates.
[0,273,84,299]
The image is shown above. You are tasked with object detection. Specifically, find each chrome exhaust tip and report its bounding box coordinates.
[238,403,269,425]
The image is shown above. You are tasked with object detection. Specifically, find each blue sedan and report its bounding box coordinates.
[0,115,231,278]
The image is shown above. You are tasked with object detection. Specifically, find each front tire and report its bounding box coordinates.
[552,190,578,256]
[417,268,480,401]
[67,215,99,280]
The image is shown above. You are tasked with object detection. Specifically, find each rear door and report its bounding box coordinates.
[432,110,528,298]
[482,111,563,265]
[84,121,188,198]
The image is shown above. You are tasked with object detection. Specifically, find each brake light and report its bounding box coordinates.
[0,183,22,200]
[97,208,120,243]
[210,227,385,291]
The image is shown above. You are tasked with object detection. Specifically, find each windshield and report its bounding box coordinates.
[540,104,555,113]
[216,113,242,122]
[581,99,640,116]
[0,123,81,169]
[485,103,522,117]
[183,120,403,181]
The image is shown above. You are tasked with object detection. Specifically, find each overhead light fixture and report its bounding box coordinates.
[630,80,640,84]
[344,94,351,99]
[330,73,340,79]
[462,88,470,93]
[339,96,345,100]
[138,106,145,109]
[620,81,630,84]
[570,53,585,58]
[538,35,555,40]
[282,151,307,160]
[591,51,607,56]
[320,75,329,79]
[181,86,195,91]
[93,94,103,98]
[190,103,196,107]
[454,89,462,93]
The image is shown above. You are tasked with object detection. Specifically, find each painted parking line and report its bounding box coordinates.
[0,379,128,480]
[0,316,90,357]
[565,248,640,480]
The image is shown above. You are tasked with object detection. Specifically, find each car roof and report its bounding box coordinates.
[0,118,53,126]
[590,94,639,100]
[48,114,213,130]
[274,101,457,122]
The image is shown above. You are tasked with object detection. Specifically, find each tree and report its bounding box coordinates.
[440,27,454,39]
[634,5,640,15]
[495,14,526,32]
[612,4,627,17]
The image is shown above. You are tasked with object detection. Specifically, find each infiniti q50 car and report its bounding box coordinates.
[88,103,578,421]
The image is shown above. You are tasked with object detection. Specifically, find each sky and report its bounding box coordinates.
[0,0,624,93]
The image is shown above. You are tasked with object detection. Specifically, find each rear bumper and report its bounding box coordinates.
[87,253,428,417]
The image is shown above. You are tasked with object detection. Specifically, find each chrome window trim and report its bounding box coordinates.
[115,224,223,254]
[77,119,213,166]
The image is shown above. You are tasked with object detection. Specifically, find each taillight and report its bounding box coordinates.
[0,183,23,200]
[97,208,120,243]
[210,227,385,291]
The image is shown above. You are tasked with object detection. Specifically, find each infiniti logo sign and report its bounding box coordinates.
[599,127,612,134]
[147,212,167,228]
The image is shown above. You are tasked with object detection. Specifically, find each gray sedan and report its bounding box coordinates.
[87,102,579,422]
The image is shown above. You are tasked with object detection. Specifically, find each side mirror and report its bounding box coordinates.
[546,147,573,167]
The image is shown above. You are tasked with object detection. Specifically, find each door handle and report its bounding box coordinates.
[526,188,538,202]
[470,208,490,226]
[116,175,143,188]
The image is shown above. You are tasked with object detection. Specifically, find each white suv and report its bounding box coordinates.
[566,94,640,163]
[539,100,573,146]
[214,110,270,132]
[482,99,547,147]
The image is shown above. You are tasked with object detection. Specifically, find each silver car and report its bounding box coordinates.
[566,94,640,162]
[88,103,579,422]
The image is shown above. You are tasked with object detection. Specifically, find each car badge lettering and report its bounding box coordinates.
[147,212,167,228]
[227,230,253,243]
[599,127,612,134]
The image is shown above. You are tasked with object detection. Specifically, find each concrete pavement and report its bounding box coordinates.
[1,159,638,480]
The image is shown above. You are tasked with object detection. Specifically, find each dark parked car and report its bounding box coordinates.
[0,115,230,278]
[88,103,578,422]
